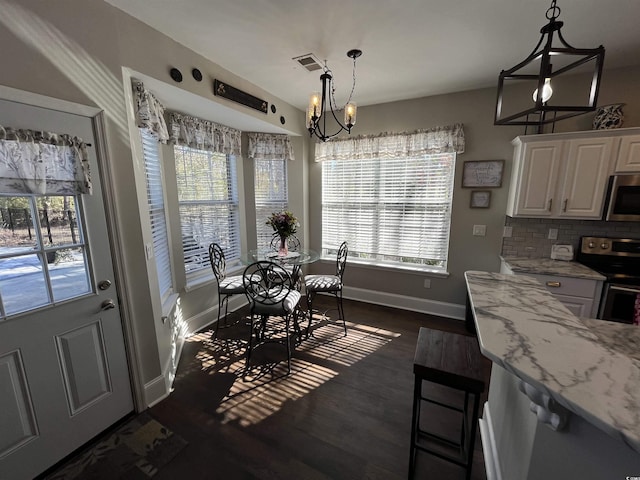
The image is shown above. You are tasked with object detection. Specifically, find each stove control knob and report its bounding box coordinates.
[601,243,609,250]
[588,241,595,248]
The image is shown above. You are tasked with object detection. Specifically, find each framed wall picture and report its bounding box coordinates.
[462,160,504,188]
[470,190,491,208]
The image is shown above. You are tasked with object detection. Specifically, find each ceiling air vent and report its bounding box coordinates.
[292,54,323,72]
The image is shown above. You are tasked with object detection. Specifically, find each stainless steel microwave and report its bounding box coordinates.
[603,174,640,221]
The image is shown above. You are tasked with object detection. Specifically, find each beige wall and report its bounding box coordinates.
[307,65,640,307]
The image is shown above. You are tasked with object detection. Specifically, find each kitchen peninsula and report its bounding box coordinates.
[465,271,640,480]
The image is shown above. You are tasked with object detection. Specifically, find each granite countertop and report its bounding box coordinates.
[501,256,606,280]
[465,270,640,454]
[580,318,640,362]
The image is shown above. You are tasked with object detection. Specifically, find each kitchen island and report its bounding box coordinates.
[465,271,640,480]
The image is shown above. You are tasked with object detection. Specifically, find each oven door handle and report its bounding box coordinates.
[608,285,640,294]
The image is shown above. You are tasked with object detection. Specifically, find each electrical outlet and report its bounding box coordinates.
[423,279,431,289]
[473,225,486,236]
[503,226,513,238]
[548,228,558,240]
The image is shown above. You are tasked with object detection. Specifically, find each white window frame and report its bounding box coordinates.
[254,157,288,249]
[321,152,456,273]
[174,145,240,283]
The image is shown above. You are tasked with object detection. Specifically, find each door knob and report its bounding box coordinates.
[98,279,112,290]
[101,299,116,310]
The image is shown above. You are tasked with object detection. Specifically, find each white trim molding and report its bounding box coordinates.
[342,285,465,320]
[479,401,503,480]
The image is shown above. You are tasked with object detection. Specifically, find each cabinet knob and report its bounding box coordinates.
[562,199,568,212]
[548,199,553,211]
[546,281,561,288]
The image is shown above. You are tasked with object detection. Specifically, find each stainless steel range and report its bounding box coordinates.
[576,236,640,324]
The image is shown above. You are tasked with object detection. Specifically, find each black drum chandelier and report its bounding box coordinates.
[494,0,605,133]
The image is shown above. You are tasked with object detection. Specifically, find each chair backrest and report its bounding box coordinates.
[336,241,348,280]
[208,243,226,282]
[243,261,295,308]
[269,234,301,252]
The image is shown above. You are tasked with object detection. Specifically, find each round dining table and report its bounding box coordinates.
[240,248,320,289]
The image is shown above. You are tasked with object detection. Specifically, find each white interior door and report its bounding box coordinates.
[0,98,133,479]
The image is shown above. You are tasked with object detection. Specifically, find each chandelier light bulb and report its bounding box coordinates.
[344,102,357,128]
[532,78,553,103]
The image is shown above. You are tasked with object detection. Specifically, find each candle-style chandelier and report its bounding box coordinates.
[306,49,362,142]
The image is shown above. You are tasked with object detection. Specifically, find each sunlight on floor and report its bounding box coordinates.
[216,358,338,427]
[296,314,397,367]
[182,311,401,427]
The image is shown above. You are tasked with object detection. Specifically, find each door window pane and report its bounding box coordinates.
[0,255,49,316]
[0,195,91,319]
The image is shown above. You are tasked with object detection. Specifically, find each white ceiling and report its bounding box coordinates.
[107,0,640,111]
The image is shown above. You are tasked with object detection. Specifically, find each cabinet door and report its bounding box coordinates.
[554,294,594,318]
[511,140,562,217]
[558,138,614,218]
[615,134,640,172]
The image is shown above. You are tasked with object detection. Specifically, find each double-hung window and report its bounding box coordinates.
[140,129,173,303]
[318,125,464,272]
[248,133,294,249]
[169,112,243,282]
[174,146,240,278]
[254,158,288,249]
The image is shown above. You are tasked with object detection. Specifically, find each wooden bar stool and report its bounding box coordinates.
[408,327,485,480]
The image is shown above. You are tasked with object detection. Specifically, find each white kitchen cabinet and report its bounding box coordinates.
[526,273,602,318]
[614,134,640,172]
[507,135,613,219]
[499,260,604,318]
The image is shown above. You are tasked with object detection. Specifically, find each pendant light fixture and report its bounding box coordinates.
[306,49,362,142]
[494,0,605,133]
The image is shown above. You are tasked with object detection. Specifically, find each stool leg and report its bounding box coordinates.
[408,375,421,479]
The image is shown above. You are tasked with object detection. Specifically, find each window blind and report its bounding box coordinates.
[322,153,455,270]
[254,158,288,249]
[174,146,240,277]
[140,129,173,302]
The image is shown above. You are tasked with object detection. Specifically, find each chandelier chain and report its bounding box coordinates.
[546,0,561,20]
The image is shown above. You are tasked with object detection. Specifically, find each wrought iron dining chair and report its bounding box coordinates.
[304,241,348,337]
[242,261,302,374]
[209,243,246,338]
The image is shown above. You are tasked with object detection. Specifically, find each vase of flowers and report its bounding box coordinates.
[266,210,298,257]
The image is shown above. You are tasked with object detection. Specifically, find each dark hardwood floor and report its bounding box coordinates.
[148,296,492,480]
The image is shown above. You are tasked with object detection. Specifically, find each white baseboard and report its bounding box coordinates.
[186,296,248,334]
[144,374,169,408]
[479,401,502,480]
[342,285,465,320]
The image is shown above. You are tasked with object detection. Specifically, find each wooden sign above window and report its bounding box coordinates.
[213,79,268,114]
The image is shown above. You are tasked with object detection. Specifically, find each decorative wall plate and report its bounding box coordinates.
[191,68,202,82]
[592,103,625,130]
[169,68,183,83]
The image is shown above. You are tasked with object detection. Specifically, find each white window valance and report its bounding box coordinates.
[0,126,92,195]
[169,112,241,156]
[314,123,465,162]
[247,132,295,161]
[133,81,169,143]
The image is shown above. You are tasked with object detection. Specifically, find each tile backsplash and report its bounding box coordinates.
[501,217,640,258]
